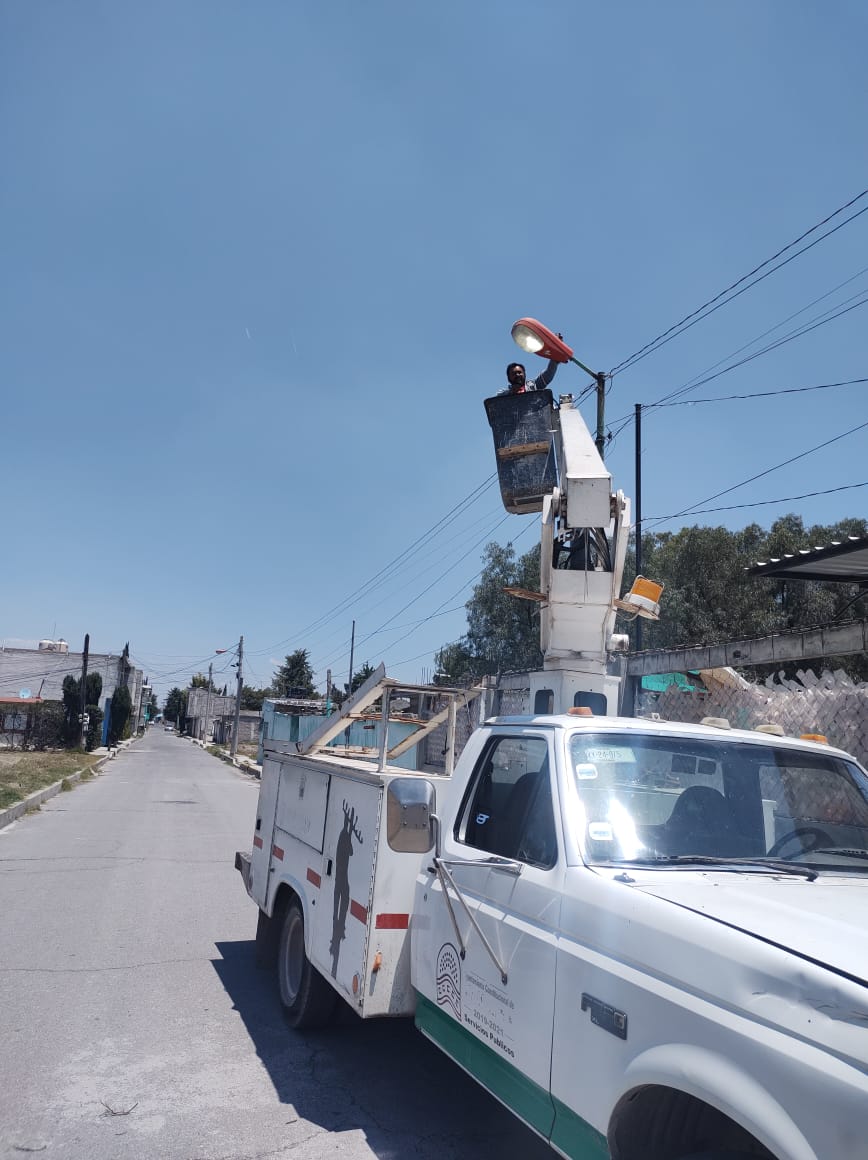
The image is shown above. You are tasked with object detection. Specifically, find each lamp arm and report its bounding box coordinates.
[569,355,597,378]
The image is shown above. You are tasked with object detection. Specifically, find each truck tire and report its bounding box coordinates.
[277,898,337,1029]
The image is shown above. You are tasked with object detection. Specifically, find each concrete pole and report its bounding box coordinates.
[231,636,243,759]
[203,662,213,744]
[79,633,90,749]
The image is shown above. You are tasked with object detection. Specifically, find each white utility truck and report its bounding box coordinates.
[236,388,868,1159]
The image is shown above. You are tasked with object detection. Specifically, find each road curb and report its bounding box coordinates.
[0,749,118,831]
[192,736,261,778]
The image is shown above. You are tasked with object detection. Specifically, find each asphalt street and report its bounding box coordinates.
[0,729,554,1160]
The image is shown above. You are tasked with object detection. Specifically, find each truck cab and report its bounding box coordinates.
[411,713,868,1160]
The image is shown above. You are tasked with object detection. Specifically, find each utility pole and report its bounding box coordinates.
[343,621,356,748]
[231,636,243,759]
[634,403,644,653]
[595,371,607,458]
[326,668,332,715]
[203,661,213,744]
[79,633,90,749]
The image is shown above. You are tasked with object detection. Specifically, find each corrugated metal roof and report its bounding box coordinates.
[748,534,868,583]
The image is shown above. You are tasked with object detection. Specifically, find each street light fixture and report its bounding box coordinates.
[511,317,607,455]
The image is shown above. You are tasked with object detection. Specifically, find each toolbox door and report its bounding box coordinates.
[250,755,281,909]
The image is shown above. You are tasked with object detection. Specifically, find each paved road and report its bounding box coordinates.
[0,730,554,1160]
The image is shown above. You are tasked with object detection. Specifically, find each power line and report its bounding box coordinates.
[643,480,868,522]
[653,376,868,410]
[653,290,868,408]
[247,474,498,657]
[610,188,868,375]
[605,284,868,448]
[311,513,514,673]
[311,518,539,679]
[644,418,868,529]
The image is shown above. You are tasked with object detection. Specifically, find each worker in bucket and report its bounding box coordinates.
[499,333,564,395]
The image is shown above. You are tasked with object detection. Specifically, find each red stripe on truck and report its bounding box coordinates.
[350,899,368,925]
[272,844,284,860]
[253,836,263,849]
[306,867,321,888]
[375,913,409,929]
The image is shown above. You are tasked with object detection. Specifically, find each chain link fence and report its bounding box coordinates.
[646,668,868,766]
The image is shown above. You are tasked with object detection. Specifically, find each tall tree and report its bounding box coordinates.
[241,685,270,710]
[346,662,377,696]
[108,685,133,746]
[60,672,103,748]
[273,649,316,698]
[435,542,543,682]
[163,686,188,726]
[437,515,868,683]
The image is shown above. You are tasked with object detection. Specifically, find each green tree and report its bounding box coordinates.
[60,672,103,748]
[345,661,377,696]
[438,516,868,683]
[241,685,270,710]
[273,649,316,698]
[191,672,212,689]
[108,685,133,746]
[436,542,543,681]
[163,686,188,726]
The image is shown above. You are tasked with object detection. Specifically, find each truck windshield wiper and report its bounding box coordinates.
[622,855,817,881]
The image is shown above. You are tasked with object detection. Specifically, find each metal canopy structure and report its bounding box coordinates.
[296,663,486,775]
[748,534,868,584]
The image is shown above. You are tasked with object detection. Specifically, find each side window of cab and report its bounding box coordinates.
[455,734,558,868]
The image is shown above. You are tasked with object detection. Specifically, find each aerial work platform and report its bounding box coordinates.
[484,390,557,514]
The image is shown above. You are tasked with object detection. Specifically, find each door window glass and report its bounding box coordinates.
[457,735,557,867]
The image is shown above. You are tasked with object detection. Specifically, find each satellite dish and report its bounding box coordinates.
[19,688,32,699]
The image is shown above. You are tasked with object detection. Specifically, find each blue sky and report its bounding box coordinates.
[2,1,866,702]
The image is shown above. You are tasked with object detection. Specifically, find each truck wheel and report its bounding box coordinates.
[277,898,337,1029]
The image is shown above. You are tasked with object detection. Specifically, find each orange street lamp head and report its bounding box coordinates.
[511,318,574,364]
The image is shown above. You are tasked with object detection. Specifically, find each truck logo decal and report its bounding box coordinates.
[475,812,490,826]
[330,801,364,978]
[436,943,462,1019]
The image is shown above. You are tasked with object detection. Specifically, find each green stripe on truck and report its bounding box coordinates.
[414,993,608,1159]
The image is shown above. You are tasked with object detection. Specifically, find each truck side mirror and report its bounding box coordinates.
[386,778,437,853]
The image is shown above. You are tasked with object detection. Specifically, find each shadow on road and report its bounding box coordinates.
[213,939,555,1160]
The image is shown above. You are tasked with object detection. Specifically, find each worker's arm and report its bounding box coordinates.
[530,360,559,390]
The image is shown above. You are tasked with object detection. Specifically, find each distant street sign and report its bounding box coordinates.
[19,688,31,699]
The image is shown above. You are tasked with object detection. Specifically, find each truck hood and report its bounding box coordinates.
[635,874,868,986]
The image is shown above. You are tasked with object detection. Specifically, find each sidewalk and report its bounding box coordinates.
[0,741,133,830]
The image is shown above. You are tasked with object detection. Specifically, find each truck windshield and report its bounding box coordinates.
[568,731,868,872]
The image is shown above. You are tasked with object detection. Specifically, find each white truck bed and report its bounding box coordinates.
[244,738,449,1017]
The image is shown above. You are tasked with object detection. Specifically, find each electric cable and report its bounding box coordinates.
[610,189,868,376]
[642,481,868,522]
[643,418,868,529]
[247,474,498,657]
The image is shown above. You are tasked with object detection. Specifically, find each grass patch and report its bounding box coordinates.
[0,751,101,809]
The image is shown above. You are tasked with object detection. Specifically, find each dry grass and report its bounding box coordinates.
[0,750,101,809]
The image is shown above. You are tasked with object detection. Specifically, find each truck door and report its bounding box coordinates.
[413,730,563,1141]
